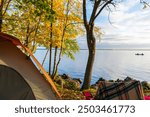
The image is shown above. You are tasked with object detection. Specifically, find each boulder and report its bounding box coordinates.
[108,80,114,82]
[61,74,71,80]
[64,79,80,90]
[95,77,105,84]
[124,76,133,81]
[72,78,82,84]
[57,74,81,90]
[115,78,123,82]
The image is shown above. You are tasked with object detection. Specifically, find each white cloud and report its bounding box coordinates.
[96,0,150,46]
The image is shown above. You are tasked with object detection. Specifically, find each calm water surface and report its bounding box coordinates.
[34,50,150,84]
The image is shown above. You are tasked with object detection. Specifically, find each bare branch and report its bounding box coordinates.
[107,10,118,29]
[140,0,150,7]
[94,0,113,20]
[89,0,100,25]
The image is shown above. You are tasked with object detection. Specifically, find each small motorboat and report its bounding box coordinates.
[135,53,144,56]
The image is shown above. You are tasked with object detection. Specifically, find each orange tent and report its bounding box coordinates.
[0,32,61,99]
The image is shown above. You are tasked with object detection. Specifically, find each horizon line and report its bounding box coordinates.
[37,48,150,51]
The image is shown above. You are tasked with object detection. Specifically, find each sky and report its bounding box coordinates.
[78,0,150,49]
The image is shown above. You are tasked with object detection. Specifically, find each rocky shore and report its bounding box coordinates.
[54,74,150,99]
[55,74,82,90]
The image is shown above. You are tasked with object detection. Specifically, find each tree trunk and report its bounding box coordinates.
[0,14,2,32]
[49,0,53,75]
[81,29,96,90]
[0,0,3,32]
[52,46,58,79]
[48,13,53,76]
[25,22,30,48]
[81,0,113,90]
[49,44,52,75]
[42,49,49,66]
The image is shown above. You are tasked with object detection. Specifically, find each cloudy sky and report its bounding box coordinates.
[79,0,150,49]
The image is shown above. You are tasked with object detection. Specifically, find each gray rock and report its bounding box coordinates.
[124,76,133,81]
[73,78,82,84]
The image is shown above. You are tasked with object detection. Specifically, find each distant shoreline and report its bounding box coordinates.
[37,48,150,51]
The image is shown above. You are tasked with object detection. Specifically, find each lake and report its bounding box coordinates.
[34,49,150,84]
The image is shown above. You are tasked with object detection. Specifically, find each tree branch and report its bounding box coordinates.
[140,0,150,7]
[2,0,12,16]
[65,22,83,28]
[94,0,113,20]
[89,0,101,25]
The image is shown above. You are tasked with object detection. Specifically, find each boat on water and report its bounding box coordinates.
[135,53,144,56]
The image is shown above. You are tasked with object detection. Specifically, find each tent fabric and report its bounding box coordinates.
[0,32,21,46]
[0,33,60,100]
[22,45,61,98]
[0,65,36,100]
[95,80,144,100]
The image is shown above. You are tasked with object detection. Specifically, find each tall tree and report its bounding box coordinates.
[81,0,149,90]
[53,0,82,79]
[27,0,82,78]
[81,0,113,90]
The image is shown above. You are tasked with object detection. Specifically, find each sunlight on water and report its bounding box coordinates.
[34,50,150,84]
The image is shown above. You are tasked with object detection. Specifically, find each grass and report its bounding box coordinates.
[55,82,97,100]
